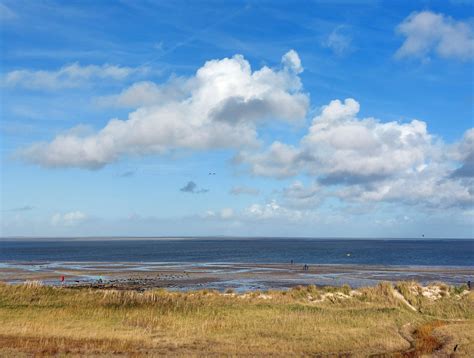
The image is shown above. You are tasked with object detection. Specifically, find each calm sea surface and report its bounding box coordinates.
[1,239,473,266]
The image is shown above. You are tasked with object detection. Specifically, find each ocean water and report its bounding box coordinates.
[1,238,473,266]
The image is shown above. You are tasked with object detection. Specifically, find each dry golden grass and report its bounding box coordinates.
[0,281,472,356]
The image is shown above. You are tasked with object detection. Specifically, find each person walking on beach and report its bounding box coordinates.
[60,275,65,285]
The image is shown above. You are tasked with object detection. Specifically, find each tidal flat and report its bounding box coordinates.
[1,261,473,291]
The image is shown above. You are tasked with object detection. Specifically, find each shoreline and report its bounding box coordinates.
[1,261,472,292]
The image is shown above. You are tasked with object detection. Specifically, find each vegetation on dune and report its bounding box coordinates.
[0,281,472,356]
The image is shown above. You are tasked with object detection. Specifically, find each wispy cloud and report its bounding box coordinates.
[95,79,189,108]
[0,2,16,20]
[323,26,353,56]
[204,208,234,219]
[118,170,135,178]
[139,3,251,67]
[4,63,149,90]
[3,205,34,212]
[229,186,260,196]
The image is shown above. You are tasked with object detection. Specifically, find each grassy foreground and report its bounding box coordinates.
[0,281,472,357]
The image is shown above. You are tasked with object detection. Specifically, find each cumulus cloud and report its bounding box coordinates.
[281,49,303,73]
[395,11,474,61]
[235,141,301,178]
[229,186,260,196]
[240,98,473,210]
[180,181,209,194]
[4,63,149,90]
[20,50,308,169]
[242,98,434,183]
[336,165,473,210]
[51,211,86,226]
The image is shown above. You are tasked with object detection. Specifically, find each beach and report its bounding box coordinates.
[1,261,473,291]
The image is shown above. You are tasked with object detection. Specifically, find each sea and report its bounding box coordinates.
[1,238,473,266]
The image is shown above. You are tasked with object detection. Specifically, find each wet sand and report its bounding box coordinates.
[1,261,472,292]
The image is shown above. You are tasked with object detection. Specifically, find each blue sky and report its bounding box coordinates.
[1,0,473,238]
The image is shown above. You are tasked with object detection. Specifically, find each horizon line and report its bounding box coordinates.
[1,235,473,241]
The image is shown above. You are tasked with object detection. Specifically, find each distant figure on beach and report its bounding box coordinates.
[468,280,471,290]
[60,275,65,284]
[291,260,294,265]
[303,264,309,271]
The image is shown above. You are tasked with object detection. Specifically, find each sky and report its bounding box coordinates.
[0,0,473,238]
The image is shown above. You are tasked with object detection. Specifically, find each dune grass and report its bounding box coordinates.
[0,281,472,356]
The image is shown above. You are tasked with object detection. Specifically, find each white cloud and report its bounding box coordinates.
[242,98,434,183]
[203,208,234,220]
[324,26,353,56]
[20,50,309,169]
[4,63,149,90]
[303,99,433,183]
[95,79,190,108]
[242,199,320,223]
[395,11,474,61]
[281,49,303,73]
[239,98,473,210]
[245,200,291,220]
[51,211,86,226]
[336,164,473,210]
[236,141,301,178]
[281,181,323,209]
